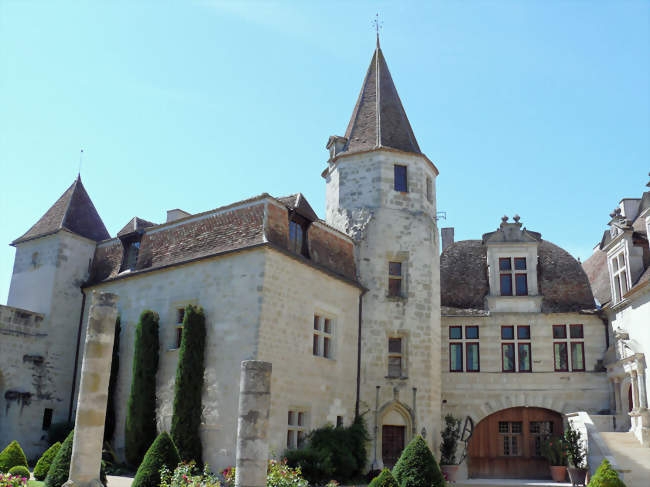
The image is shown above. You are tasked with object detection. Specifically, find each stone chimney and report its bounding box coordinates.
[166,209,190,223]
[441,227,454,252]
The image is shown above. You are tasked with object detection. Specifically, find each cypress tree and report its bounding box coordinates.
[104,316,121,445]
[45,430,106,487]
[33,442,61,480]
[132,432,181,487]
[125,310,160,467]
[392,435,445,487]
[170,305,206,464]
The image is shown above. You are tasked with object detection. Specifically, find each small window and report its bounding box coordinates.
[121,238,141,271]
[388,262,403,297]
[42,408,53,430]
[287,409,306,449]
[313,315,334,358]
[336,416,344,428]
[499,258,512,271]
[502,343,515,372]
[518,343,531,372]
[517,326,530,340]
[515,274,528,296]
[388,338,403,377]
[501,326,514,340]
[466,343,480,372]
[500,274,513,296]
[570,324,583,339]
[553,325,567,339]
[426,176,433,202]
[175,307,185,349]
[514,258,527,270]
[449,326,462,339]
[394,165,408,192]
[289,220,304,254]
[554,343,568,371]
[466,326,479,339]
[450,343,463,372]
[571,342,585,371]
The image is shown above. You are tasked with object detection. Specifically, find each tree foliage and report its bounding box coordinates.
[132,432,181,487]
[587,459,626,487]
[45,431,106,487]
[439,415,461,465]
[104,316,121,445]
[0,441,28,473]
[125,310,160,467]
[392,435,445,487]
[369,469,399,487]
[171,305,206,464]
[33,442,62,480]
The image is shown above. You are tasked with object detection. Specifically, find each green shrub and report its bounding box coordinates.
[125,310,160,466]
[564,422,586,468]
[284,415,369,484]
[369,469,399,487]
[47,422,74,446]
[33,442,61,480]
[392,435,445,487]
[0,441,28,473]
[132,432,181,487]
[171,305,206,464]
[587,459,626,487]
[44,431,73,487]
[7,466,30,479]
[104,316,121,445]
[439,415,461,465]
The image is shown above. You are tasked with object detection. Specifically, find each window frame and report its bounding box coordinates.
[518,342,532,372]
[287,409,307,450]
[449,342,464,372]
[571,342,585,372]
[313,314,334,359]
[388,261,404,298]
[501,325,531,372]
[611,251,629,302]
[466,326,479,339]
[553,324,585,372]
[466,342,480,372]
[449,326,463,340]
[501,343,516,372]
[498,256,529,296]
[394,164,408,192]
[388,337,404,378]
[554,342,569,372]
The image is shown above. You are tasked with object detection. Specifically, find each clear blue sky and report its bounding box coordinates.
[1,1,648,304]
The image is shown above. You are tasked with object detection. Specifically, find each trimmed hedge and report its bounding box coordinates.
[393,435,445,487]
[369,469,399,487]
[0,441,28,473]
[132,432,181,487]
[171,305,206,464]
[47,422,73,446]
[125,310,160,466]
[8,465,30,478]
[588,459,626,487]
[44,431,106,487]
[104,316,121,445]
[33,442,61,480]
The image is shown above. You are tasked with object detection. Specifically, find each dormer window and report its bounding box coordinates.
[120,235,141,272]
[499,257,528,296]
[288,214,309,257]
[611,251,628,302]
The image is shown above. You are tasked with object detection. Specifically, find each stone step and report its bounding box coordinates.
[599,431,650,487]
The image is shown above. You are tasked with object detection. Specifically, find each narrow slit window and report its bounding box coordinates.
[388,337,403,377]
[388,262,403,297]
[394,165,408,192]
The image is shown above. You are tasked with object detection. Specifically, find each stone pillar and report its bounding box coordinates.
[631,372,640,412]
[614,377,622,414]
[608,379,616,413]
[235,361,272,487]
[636,361,648,410]
[65,292,118,487]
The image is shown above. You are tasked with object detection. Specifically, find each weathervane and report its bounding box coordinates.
[372,13,383,48]
[78,149,84,177]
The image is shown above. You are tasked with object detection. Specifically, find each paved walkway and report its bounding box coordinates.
[455,480,570,487]
[107,475,133,487]
[600,431,650,487]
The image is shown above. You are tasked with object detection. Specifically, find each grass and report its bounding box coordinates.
[28,480,44,487]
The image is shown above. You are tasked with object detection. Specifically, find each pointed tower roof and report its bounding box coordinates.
[342,44,421,155]
[12,175,110,245]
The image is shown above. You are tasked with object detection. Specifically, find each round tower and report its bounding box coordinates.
[323,43,441,469]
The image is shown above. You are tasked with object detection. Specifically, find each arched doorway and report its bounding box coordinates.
[379,404,413,468]
[468,407,563,479]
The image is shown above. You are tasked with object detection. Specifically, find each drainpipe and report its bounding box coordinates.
[68,289,86,423]
[355,293,364,418]
[372,385,380,470]
[412,387,417,437]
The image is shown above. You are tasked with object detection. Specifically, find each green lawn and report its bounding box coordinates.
[28,480,44,487]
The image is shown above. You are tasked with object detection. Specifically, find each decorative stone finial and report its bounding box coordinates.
[513,214,521,223]
[501,215,509,223]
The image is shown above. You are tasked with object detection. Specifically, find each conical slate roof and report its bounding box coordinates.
[12,175,110,245]
[117,217,156,237]
[343,45,421,155]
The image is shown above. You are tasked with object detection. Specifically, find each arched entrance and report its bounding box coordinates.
[468,407,563,479]
[379,402,413,469]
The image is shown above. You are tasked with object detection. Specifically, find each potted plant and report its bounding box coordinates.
[439,414,461,482]
[564,423,588,486]
[541,435,567,482]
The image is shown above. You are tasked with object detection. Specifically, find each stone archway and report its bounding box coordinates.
[377,400,414,469]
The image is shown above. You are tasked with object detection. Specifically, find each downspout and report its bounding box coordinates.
[355,292,364,418]
[68,289,86,422]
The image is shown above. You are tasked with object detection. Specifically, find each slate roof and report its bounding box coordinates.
[441,239,596,313]
[582,248,612,306]
[277,193,319,222]
[12,176,110,245]
[117,217,156,237]
[341,45,421,156]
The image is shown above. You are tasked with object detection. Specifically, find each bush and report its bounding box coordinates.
[588,459,626,487]
[369,469,399,487]
[33,442,61,480]
[104,316,121,445]
[45,430,106,487]
[131,432,181,487]
[171,305,206,464]
[47,423,74,446]
[125,310,160,466]
[564,423,586,468]
[541,436,566,466]
[439,415,461,466]
[392,435,445,487]
[266,459,308,487]
[0,472,27,487]
[284,415,369,484]
[160,461,220,487]
[0,442,28,473]
[6,467,28,479]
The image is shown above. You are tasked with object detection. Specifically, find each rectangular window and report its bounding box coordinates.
[530,421,554,457]
[554,343,569,371]
[336,416,344,428]
[42,408,53,430]
[500,274,513,295]
[518,343,531,372]
[466,343,480,372]
[313,315,333,358]
[175,307,185,349]
[287,409,306,449]
[514,258,527,270]
[553,325,567,339]
[450,343,463,372]
[515,274,528,296]
[449,326,462,339]
[466,326,479,339]
[388,262,403,297]
[570,324,584,339]
[388,338,403,377]
[426,176,433,202]
[571,342,585,371]
[289,220,304,254]
[394,165,408,192]
[499,258,512,271]
[501,326,514,340]
[517,326,530,340]
[499,421,522,456]
[502,343,515,372]
[611,251,629,302]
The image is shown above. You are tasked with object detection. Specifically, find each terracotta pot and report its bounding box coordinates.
[441,465,459,482]
[567,467,588,486]
[550,466,567,482]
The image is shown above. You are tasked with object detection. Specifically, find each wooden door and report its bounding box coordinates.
[382,425,405,468]
[468,407,563,479]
